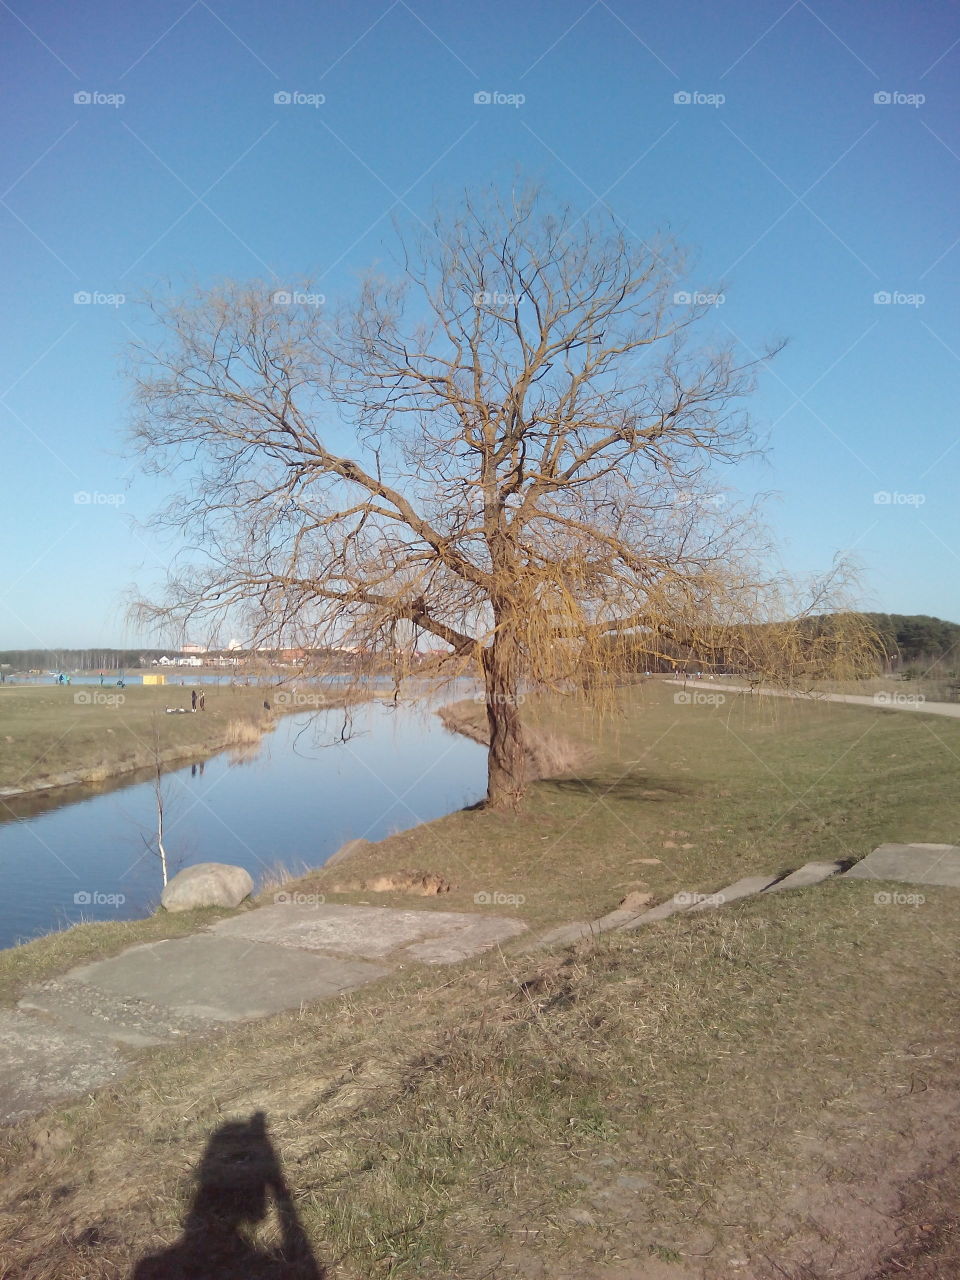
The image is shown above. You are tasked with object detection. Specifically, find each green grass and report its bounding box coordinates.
[291,680,960,927]
[0,683,282,794]
[2,876,958,1278]
[3,681,959,1277]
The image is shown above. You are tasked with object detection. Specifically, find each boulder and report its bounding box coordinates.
[160,862,254,913]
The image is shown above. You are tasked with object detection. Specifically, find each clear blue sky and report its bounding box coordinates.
[1,0,957,648]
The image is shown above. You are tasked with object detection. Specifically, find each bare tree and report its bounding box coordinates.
[128,186,873,808]
[140,718,171,887]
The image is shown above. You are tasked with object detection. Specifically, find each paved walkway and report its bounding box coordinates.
[664,679,960,718]
[4,845,960,1125]
[0,904,527,1124]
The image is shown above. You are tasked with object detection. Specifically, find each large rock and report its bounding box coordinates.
[161,862,254,913]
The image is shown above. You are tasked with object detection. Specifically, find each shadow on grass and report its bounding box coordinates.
[542,771,694,805]
[132,1111,323,1278]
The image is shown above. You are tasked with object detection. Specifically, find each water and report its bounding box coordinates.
[0,690,486,950]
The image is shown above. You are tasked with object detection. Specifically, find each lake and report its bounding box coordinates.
[0,687,486,950]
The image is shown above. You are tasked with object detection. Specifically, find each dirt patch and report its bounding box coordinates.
[748,1068,960,1280]
[330,870,454,896]
[868,1150,960,1277]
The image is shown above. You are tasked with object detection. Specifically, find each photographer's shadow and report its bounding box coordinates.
[133,1111,324,1279]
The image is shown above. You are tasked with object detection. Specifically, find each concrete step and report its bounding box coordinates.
[542,864,841,948]
[536,921,599,946]
[686,874,780,911]
[618,893,698,930]
[844,843,960,888]
[763,861,842,893]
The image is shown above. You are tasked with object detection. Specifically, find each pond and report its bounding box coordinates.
[0,687,487,950]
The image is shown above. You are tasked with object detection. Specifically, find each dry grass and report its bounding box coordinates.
[292,680,960,929]
[3,681,960,1276]
[525,726,590,778]
[0,685,279,798]
[255,860,314,899]
[437,698,591,781]
[1,878,959,1278]
[224,716,264,746]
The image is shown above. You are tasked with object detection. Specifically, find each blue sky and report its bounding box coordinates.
[1,0,957,647]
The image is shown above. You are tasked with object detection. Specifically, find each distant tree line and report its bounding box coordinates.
[0,650,165,672]
[599,612,960,677]
[860,614,960,667]
[3,613,955,680]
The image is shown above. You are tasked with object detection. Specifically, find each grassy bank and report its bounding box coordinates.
[289,679,960,926]
[2,877,959,1278]
[0,683,349,798]
[2,681,959,1277]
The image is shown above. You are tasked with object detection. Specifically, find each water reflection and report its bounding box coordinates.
[0,689,485,950]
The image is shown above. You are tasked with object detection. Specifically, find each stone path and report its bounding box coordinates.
[0,904,526,1124]
[4,846,960,1124]
[534,845,960,947]
[843,842,960,888]
[535,863,839,946]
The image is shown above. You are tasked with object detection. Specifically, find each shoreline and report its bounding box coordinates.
[0,693,365,805]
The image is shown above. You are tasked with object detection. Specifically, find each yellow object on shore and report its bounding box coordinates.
[142,673,166,685]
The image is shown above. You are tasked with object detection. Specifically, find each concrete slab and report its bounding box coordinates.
[536,921,600,946]
[844,843,960,888]
[61,935,391,1023]
[0,1009,124,1125]
[618,893,697,929]
[686,874,780,911]
[210,903,528,965]
[18,976,215,1047]
[763,862,842,893]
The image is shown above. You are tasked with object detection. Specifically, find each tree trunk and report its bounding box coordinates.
[482,627,526,810]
